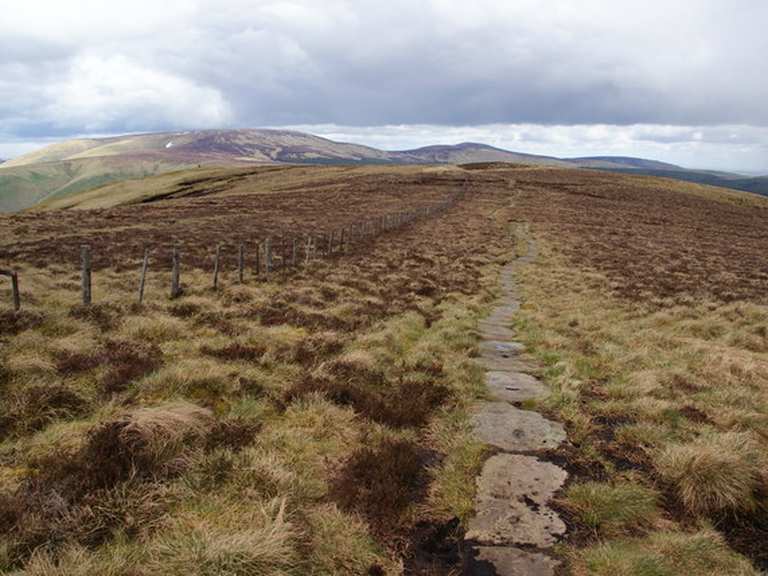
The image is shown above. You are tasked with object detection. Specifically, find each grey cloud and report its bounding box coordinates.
[0,0,767,170]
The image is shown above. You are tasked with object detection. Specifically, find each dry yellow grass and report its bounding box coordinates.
[514,236,768,572]
[0,174,510,574]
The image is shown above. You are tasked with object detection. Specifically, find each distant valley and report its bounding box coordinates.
[1,129,766,212]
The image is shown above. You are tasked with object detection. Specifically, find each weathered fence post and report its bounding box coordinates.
[80,245,92,305]
[171,247,181,299]
[138,248,149,305]
[212,244,222,290]
[292,237,297,267]
[0,270,21,311]
[10,271,20,311]
[238,242,245,283]
[265,238,272,276]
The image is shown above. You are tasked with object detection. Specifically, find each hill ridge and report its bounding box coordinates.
[2,129,767,212]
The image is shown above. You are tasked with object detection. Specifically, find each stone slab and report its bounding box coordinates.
[478,357,537,375]
[466,454,567,547]
[478,340,526,359]
[486,370,548,403]
[471,402,566,452]
[477,324,517,341]
[463,546,558,576]
[485,304,520,323]
[476,354,533,373]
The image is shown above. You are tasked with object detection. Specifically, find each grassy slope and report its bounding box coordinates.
[593,167,768,197]
[506,169,768,574]
[0,156,208,212]
[32,164,463,211]
[2,164,768,574]
[0,166,512,575]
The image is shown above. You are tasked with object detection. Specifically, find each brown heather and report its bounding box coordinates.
[3,163,768,574]
[0,164,510,574]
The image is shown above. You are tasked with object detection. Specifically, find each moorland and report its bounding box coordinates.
[1,163,767,575]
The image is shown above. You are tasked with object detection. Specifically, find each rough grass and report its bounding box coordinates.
[561,480,661,537]
[514,235,768,569]
[0,176,511,574]
[572,530,761,576]
[145,498,300,576]
[656,432,766,515]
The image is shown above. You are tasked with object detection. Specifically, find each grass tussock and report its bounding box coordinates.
[572,529,761,576]
[138,359,243,408]
[146,498,299,576]
[69,303,122,332]
[0,310,45,336]
[561,480,661,537]
[84,401,214,487]
[0,383,89,438]
[656,432,766,516]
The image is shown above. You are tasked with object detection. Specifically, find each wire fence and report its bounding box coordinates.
[1,190,465,311]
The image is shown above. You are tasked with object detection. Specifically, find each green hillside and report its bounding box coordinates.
[0,156,202,212]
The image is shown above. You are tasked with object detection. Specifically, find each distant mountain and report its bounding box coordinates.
[398,143,570,166]
[566,156,684,171]
[0,130,574,211]
[1,130,568,170]
[562,155,768,197]
[1,129,765,212]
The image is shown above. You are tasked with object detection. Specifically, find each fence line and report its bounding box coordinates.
[1,190,465,311]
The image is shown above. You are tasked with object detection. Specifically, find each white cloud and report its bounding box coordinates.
[0,0,198,44]
[0,1,767,170]
[43,54,232,132]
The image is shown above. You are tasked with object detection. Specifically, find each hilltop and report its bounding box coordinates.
[0,130,567,212]
[1,164,767,575]
[2,129,766,212]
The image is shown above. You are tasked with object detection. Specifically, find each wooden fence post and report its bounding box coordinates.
[213,244,221,290]
[238,242,245,283]
[0,270,20,311]
[10,271,20,311]
[265,238,272,276]
[80,245,92,305]
[171,247,181,299]
[292,237,297,267]
[138,248,149,305]
[255,241,262,278]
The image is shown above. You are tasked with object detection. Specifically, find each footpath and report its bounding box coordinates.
[463,241,568,576]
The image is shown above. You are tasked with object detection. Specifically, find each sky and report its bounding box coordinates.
[1,0,767,172]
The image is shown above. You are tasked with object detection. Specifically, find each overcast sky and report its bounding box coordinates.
[1,0,767,171]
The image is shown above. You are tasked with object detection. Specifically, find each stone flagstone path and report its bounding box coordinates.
[464,242,569,576]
